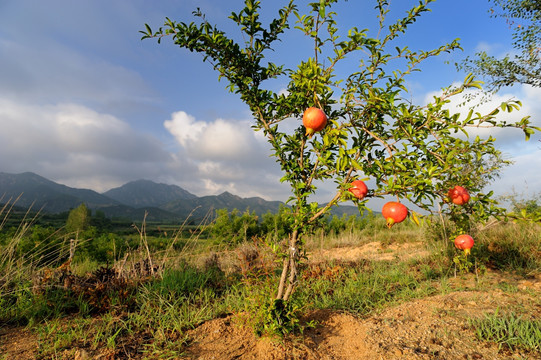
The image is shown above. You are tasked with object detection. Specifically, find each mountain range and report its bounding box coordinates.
[0,172,363,222]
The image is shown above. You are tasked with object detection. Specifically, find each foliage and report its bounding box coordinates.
[453,251,475,274]
[476,221,541,273]
[65,203,90,236]
[460,0,541,90]
[145,263,227,298]
[210,208,260,245]
[297,258,444,315]
[141,0,539,306]
[500,191,541,221]
[260,205,293,241]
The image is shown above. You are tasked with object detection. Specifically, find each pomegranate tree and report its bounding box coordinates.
[143,0,539,332]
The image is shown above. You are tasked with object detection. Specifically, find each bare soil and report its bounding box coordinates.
[1,241,540,360]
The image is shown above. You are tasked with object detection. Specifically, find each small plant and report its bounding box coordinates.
[241,276,307,337]
[453,251,474,274]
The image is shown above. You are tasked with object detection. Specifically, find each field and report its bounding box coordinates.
[1,208,540,359]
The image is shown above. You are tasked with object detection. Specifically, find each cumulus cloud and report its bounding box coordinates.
[487,151,541,197]
[163,111,287,199]
[474,41,503,54]
[164,111,271,163]
[164,112,206,148]
[0,1,292,201]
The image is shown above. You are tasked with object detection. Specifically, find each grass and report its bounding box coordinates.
[469,310,541,352]
[295,256,446,315]
[0,207,540,358]
[475,221,541,274]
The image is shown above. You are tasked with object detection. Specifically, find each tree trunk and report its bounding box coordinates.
[276,229,299,301]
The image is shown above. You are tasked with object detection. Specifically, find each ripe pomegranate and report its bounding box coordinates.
[454,234,474,255]
[382,201,408,228]
[448,185,470,205]
[349,180,368,200]
[302,107,327,136]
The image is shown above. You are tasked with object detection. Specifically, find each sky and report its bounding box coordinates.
[0,0,539,209]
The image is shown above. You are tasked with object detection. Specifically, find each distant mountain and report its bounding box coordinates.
[160,191,284,220]
[103,179,197,208]
[0,172,120,213]
[0,172,366,222]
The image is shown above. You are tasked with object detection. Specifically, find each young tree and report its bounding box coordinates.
[461,0,541,91]
[142,0,538,313]
[65,203,90,236]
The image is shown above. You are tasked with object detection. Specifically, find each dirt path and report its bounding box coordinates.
[309,241,431,263]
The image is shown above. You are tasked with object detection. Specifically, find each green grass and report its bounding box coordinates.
[469,311,541,352]
[475,222,541,274]
[294,256,448,315]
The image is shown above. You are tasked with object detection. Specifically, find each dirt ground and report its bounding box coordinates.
[1,242,540,360]
[183,285,541,360]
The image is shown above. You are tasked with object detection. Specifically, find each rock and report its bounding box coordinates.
[74,349,90,360]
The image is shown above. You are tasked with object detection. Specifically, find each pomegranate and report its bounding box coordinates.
[382,201,408,228]
[448,185,470,205]
[302,107,327,136]
[454,234,474,255]
[349,180,368,200]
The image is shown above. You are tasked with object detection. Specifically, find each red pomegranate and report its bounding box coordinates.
[448,185,470,205]
[349,180,368,200]
[382,201,408,228]
[454,234,474,255]
[302,107,327,136]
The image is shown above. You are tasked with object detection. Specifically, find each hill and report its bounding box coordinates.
[0,172,120,213]
[104,179,197,208]
[160,191,284,220]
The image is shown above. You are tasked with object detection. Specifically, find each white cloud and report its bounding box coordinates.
[0,99,173,192]
[475,41,501,54]
[164,111,207,148]
[163,110,288,199]
[487,151,541,196]
[164,111,268,162]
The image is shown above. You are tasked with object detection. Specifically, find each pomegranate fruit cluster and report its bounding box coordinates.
[303,107,475,254]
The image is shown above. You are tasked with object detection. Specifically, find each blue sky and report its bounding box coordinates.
[0,0,539,208]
